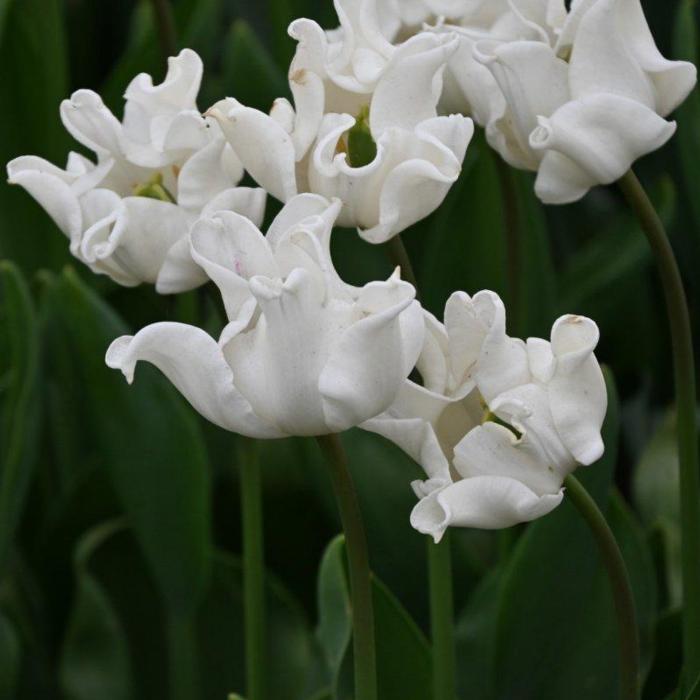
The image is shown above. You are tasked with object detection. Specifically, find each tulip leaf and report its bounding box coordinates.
[454,370,657,699]
[685,673,700,700]
[0,0,71,272]
[316,534,433,700]
[196,550,320,700]
[0,261,40,571]
[673,0,700,242]
[222,20,289,112]
[43,267,212,617]
[0,610,20,699]
[59,520,133,700]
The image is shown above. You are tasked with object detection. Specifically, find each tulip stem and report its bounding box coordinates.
[618,169,700,683]
[239,437,266,700]
[317,434,377,700]
[564,475,640,700]
[150,0,177,61]
[385,235,420,299]
[428,533,457,700]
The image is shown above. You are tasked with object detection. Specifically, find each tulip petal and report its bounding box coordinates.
[210,99,298,203]
[531,94,676,204]
[60,90,124,157]
[320,277,423,432]
[549,314,607,465]
[106,322,282,438]
[411,475,563,541]
[189,211,277,318]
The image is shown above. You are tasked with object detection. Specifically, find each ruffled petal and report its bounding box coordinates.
[411,475,563,541]
[569,0,697,116]
[189,211,277,318]
[319,276,424,432]
[209,98,298,202]
[60,90,124,157]
[6,156,83,241]
[106,322,282,438]
[549,314,607,465]
[530,94,676,204]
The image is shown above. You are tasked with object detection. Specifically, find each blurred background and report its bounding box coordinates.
[0,0,698,698]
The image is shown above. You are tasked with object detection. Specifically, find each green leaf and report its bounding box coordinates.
[316,535,433,700]
[685,673,700,700]
[0,610,20,699]
[0,0,12,44]
[43,268,212,617]
[197,551,319,700]
[673,0,700,242]
[59,521,133,700]
[0,0,71,272]
[221,20,288,112]
[0,261,40,571]
[420,140,507,316]
[633,410,682,609]
[467,370,656,700]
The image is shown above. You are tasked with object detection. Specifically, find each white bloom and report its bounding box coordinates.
[466,0,696,203]
[106,195,425,437]
[6,49,265,291]
[209,2,473,244]
[363,290,607,541]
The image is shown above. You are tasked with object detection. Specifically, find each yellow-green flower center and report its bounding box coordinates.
[133,172,176,203]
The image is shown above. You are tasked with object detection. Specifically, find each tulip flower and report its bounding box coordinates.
[208,1,474,244]
[460,0,697,204]
[106,194,425,437]
[363,290,607,541]
[7,49,265,291]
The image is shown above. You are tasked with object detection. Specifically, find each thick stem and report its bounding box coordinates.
[564,475,640,700]
[618,170,700,682]
[166,613,198,700]
[494,157,521,332]
[428,533,457,700]
[317,434,377,700]
[385,235,420,299]
[150,0,177,61]
[239,437,266,700]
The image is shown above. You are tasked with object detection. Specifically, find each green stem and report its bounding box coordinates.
[166,613,199,700]
[428,533,457,700]
[317,434,377,700]
[150,0,177,61]
[564,475,640,700]
[385,235,420,299]
[494,157,521,333]
[618,170,700,683]
[239,437,266,700]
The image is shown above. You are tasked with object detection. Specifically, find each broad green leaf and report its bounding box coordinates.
[197,551,319,700]
[43,268,212,617]
[644,609,682,700]
[558,177,675,313]
[221,20,288,112]
[633,410,682,608]
[0,610,20,699]
[316,535,433,700]
[674,0,700,242]
[420,140,507,316]
[685,673,700,700]
[0,261,40,571]
[59,521,133,700]
[0,0,11,44]
[0,0,71,272]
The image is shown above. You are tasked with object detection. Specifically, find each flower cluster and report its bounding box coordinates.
[8,0,693,537]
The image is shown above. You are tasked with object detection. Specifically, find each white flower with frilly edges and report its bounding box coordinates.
[363,290,607,541]
[208,0,473,244]
[106,195,425,438]
[7,49,265,291]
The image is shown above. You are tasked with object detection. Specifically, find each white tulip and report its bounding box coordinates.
[466,0,696,203]
[106,195,425,437]
[208,1,474,244]
[7,49,265,291]
[363,290,607,541]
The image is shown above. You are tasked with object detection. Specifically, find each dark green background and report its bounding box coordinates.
[0,0,698,698]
